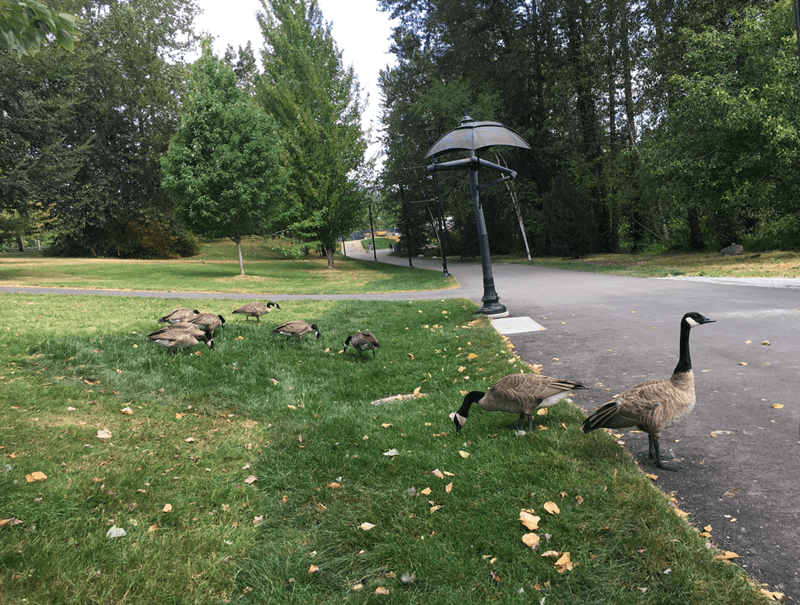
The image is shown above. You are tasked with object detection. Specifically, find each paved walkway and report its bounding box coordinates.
[3,247,799,597]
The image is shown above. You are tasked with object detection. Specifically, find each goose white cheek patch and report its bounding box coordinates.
[685,317,700,327]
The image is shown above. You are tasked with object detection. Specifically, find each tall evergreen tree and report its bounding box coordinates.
[255,0,368,269]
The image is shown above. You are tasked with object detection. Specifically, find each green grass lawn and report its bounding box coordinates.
[0,238,455,294]
[502,250,800,278]
[0,290,770,604]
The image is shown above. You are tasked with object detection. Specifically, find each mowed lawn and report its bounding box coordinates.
[0,238,456,295]
[0,249,773,604]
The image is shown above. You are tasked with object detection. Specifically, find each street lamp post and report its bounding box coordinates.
[399,180,413,268]
[425,115,530,316]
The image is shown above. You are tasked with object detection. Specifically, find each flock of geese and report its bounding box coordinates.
[148,302,372,355]
[148,306,713,471]
[451,311,715,471]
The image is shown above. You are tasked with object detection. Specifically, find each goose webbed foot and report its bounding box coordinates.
[652,436,682,472]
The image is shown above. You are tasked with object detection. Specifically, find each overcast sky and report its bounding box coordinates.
[192,0,397,161]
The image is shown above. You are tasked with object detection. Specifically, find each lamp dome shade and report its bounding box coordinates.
[425,115,530,158]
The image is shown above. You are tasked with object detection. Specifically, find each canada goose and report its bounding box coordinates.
[188,313,225,335]
[582,311,715,471]
[157,307,200,324]
[147,328,214,354]
[343,331,380,358]
[452,373,586,434]
[271,320,321,341]
[232,301,280,323]
[147,322,209,339]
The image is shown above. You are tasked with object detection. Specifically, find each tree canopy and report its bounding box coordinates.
[0,0,78,56]
[161,42,285,275]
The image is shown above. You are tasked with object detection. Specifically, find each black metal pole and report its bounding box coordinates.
[427,131,450,278]
[468,151,506,316]
[399,182,413,268]
[368,204,377,262]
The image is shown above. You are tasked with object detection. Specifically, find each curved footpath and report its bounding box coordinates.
[3,247,799,598]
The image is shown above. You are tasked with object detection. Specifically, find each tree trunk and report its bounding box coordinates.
[236,240,245,275]
[17,235,25,252]
[326,246,335,269]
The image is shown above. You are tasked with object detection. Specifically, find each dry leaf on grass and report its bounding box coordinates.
[382,423,392,428]
[185,437,195,443]
[96,428,112,439]
[244,475,257,485]
[522,533,540,549]
[383,449,399,457]
[375,586,390,595]
[458,451,470,459]
[162,503,172,513]
[432,469,445,479]
[445,482,453,493]
[420,487,432,496]
[120,407,133,415]
[25,471,47,483]
[327,482,341,489]
[541,550,560,558]
[543,501,560,515]
[519,510,541,530]
[467,353,478,359]
[359,522,375,531]
[554,552,574,573]
[308,564,319,574]
[429,505,442,514]
[253,516,264,525]
[0,518,22,527]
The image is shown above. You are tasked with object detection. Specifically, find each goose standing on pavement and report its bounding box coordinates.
[271,320,321,341]
[157,307,200,324]
[582,311,715,471]
[232,301,280,323]
[452,373,586,434]
[343,331,380,358]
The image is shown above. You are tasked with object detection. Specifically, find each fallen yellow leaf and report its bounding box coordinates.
[432,469,445,479]
[467,353,478,359]
[738,361,748,366]
[375,586,390,595]
[536,408,547,416]
[771,404,784,409]
[420,487,432,496]
[761,588,784,601]
[429,505,442,514]
[704,525,713,532]
[520,530,541,550]
[162,503,172,513]
[541,550,560,558]
[359,522,375,531]
[120,407,133,415]
[543,501,560,515]
[458,451,470,459]
[519,510,541,530]
[148,524,158,533]
[716,551,740,560]
[25,471,47,483]
[445,482,453,493]
[554,552,574,573]
[442,470,455,477]
[381,423,392,428]
[327,482,341,489]
[308,564,319,574]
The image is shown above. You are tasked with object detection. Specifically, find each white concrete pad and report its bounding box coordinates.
[491,316,545,334]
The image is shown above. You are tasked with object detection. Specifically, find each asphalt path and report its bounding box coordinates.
[3,245,799,597]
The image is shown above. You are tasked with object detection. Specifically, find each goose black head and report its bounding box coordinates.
[217,315,226,328]
[682,312,715,328]
[343,335,352,351]
[310,324,321,339]
[268,302,281,310]
[453,391,485,433]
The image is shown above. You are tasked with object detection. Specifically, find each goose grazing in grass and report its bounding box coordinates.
[147,327,214,354]
[147,322,209,340]
[582,311,715,471]
[271,320,321,341]
[452,373,586,434]
[157,307,200,324]
[188,313,225,336]
[343,331,380,358]
[232,301,280,323]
